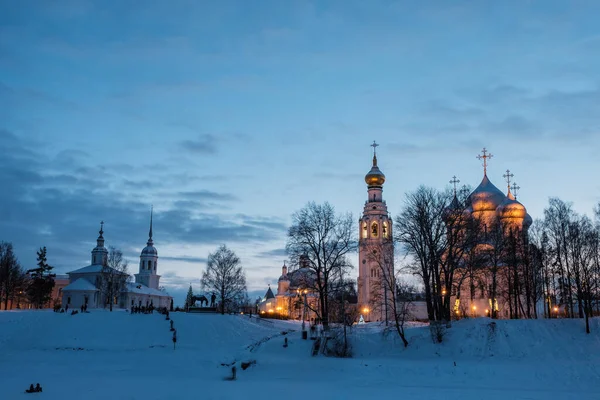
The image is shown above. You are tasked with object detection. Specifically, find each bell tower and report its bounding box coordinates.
[91,221,108,266]
[358,142,394,321]
[135,208,160,289]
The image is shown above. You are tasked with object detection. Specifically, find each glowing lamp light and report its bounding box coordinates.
[553,306,559,312]
[472,306,477,310]
[268,309,274,313]
[363,307,370,313]
[276,307,282,311]
[441,289,447,296]
[485,309,489,314]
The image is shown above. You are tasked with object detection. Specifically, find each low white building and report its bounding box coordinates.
[62,215,171,310]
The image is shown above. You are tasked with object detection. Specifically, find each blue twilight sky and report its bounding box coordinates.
[2,0,600,306]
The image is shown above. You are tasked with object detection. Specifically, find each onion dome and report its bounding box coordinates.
[141,244,157,256]
[497,191,527,220]
[443,195,462,223]
[467,175,506,213]
[278,262,289,282]
[365,154,385,187]
[524,213,533,228]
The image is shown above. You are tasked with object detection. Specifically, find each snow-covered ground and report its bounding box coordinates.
[1,310,599,400]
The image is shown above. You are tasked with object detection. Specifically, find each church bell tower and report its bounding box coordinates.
[358,142,394,321]
[135,208,160,290]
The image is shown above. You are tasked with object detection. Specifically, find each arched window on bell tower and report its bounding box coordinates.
[371,222,378,237]
[362,222,368,239]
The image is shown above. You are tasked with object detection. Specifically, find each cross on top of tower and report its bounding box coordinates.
[511,182,521,199]
[503,169,514,189]
[371,140,379,155]
[476,148,493,175]
[449,175,460,196]
[100,220,104,234]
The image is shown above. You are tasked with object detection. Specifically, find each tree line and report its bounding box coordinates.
[0,244,56,309]
[285,190,600,345]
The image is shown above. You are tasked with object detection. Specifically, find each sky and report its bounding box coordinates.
[2,0,600,306]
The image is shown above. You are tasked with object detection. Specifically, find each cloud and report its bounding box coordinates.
[256,248,287,258]
[160,256,208,264]
[177,190,237,201]
[0,130,287,278]
[180,134,218,154]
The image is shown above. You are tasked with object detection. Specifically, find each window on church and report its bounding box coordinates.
[154,261,157,271]
[383,222,388,238]
[371,222,378,237]
[148,260,151,269]
[362,223,367,239]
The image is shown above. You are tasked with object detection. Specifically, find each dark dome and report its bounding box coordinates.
[141,245,157,256]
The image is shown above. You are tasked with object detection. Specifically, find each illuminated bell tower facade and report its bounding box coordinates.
[358,142,394,322]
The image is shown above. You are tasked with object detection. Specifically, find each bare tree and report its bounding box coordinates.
[286,202,356,329]
[367,241,414,347]
[0,242,27,310]
[101,246,129,311]
[395,186,449,322]
[201,245,247,315]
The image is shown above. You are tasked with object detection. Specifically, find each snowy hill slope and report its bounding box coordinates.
[1,311,600,400]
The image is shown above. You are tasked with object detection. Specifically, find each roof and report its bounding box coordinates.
[467,174,507,212]
[63,278,98,292]
[68,264,127,275]
[125,282,170,297]
[264,287,275,299]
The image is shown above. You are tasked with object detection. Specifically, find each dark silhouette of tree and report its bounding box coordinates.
[201,245,247,315]
[286,202,356,329]
[26,246,55,309]
[0,242,27,310]
[101,246,129,311]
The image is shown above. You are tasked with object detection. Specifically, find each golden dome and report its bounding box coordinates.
[365,155,385,187]
[497,191,528,220]
[468,175,506,213]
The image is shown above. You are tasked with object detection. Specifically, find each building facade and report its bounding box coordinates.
[257,257,320,322]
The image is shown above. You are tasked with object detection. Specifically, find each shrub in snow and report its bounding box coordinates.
[429,321,446,344]
[324,327,352,358]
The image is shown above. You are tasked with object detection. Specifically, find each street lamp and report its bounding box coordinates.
[297,288,308,339]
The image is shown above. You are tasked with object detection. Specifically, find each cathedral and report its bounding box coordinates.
[447,148,533,318]
[61,212,172,310]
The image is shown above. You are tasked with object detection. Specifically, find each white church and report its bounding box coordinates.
[61,213,172,310]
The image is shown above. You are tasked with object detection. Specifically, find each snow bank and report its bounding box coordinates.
[1,311,599,400]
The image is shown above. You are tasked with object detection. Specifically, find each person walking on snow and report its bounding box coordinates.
[172,329,177,350]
